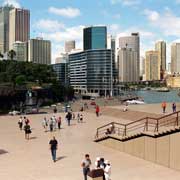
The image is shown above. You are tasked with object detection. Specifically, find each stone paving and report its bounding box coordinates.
[1,108,180,180]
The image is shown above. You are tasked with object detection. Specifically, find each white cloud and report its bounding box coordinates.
[3,0,20,8]
[143,9,160,21]
[35,19,65,32]
[144,9,180,37]
[48,7,81,18]
[111,0,140,6]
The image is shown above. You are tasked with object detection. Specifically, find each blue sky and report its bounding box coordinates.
[1,0,180,63]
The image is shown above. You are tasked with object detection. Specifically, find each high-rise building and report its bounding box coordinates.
[13,41,28,61]
[145,51,160,81]
[69,49,115,96]
[155,41,166,78]
[171,43,180,74]
[168,62,171,74]
[65,40,75,53]
[28,38,51,65]
[119,33,140,80]
[140,56,145,77]
[117,48,138,82]
[83,26,107,50]
[107,35,115,51]
[0,5,14,53]
[9,8,30,50]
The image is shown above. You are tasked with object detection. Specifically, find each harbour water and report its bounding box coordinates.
[135,90,180,104]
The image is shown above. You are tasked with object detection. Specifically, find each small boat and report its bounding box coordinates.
[126,100,145,105]
[156,87,170,92]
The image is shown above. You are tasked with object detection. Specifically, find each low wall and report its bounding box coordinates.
[99,132,180,171]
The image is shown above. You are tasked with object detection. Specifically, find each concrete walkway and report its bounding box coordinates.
[0,112,180,180]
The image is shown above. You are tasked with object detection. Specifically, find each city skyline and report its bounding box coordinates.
[1,0,180,63]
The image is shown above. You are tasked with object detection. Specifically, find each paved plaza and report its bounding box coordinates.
[1,106,180,180]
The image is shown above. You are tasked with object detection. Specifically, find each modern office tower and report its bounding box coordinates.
[119,33,140,80]
[69,49,115,96]
[0,5,14,53]
[13,41,28,61]
[140,56,145,76]
[65,40,75,53]
[83,26,107,50]
[28,38,51,65]
[171,43,180,74]
[52,62,69,86]
[145,51,160,81]
[107,35,115,51]
[9,8,30,50]
[117,48,138,82]
[168,62,171,74]
[155,41,166,79]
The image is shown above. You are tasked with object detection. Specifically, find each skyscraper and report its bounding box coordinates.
[119,33,140,80]
[171,43,180,74]
[65,40,75,53]
[28,38,51,65]
[117,48,138,82]
[107,35,115,51]
[155,41,166,79]
[0,5,14,53]
[83,26,107,50]
[9,8,30,50]
[145,51,160,81]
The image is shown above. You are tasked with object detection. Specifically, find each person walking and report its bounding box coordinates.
[96,105,100,117]
[162,101,167,113]
[49,136,58,162]
[104,160,111,180]
[18,116,23,130]
[172,102,176,113]
[81,154,91,180]
[24,123,31,140]
[49,118,54,132]
[80,114,83,123]
[42,117,48,132]
[66,112,72,126]
[77,113,80,123]
[57,116,61,130]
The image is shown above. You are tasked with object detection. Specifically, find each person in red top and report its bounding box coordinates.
[96,105,100,117]
[162,101,167,113]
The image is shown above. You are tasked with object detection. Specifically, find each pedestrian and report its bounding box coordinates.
[53,106,57,113]
[49,118,54,132]
[80,114,83,123]
[66,112,72,126]
[77,113,80,123]
[95,157,101,169]
[52,116,57,130]
[49,136,58,162]
[18,116,23,130]
[162,101,167,113]
[57,116,61,130]
[104,160,111,180]
[172,102,176,113]
[24,123,31,140]
[72,113,75,120]
[81,154,91,180]
[42,117,48,132]
[96,105,100,117]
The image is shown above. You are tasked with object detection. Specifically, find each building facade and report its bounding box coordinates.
[65,40,75,53]
[9,8,30,50]
[117,48,138,82]
[119,33,140,80]
[0,5,14,53]
[145,51,160,81]
[83,26,107,50]
[171,43,180,74]
[155,41,166,79]
[28,38,51,65]
[13,41,28,61]
[69,49,115,96]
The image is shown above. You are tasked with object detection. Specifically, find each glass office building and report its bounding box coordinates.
[69,49,115,96]
[83,26,107,50]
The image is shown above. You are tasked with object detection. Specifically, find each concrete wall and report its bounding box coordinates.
[99,132,180,171]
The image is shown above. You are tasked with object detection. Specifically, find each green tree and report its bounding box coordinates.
[8,50,16,61]
[15,75,26,86]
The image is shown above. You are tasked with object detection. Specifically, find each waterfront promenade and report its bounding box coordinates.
[1,104,180,179]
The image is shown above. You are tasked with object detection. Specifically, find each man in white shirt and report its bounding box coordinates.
[104,160,111,180]
[81,154,92,180]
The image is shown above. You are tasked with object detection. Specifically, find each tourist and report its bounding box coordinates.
[95,157,101,169]
[72,113,75,120]
[104,160,111,180]
[172,102,176,113]
[49,118,54,132]
[81,154,92,180]
[66,112,72,126]
[162,101,167,113]
[77,113,80,123]
[57,116,61,130]
[42,117,48,132]
[80,114,83,123]
[53,106,57,113]
[96,105,100,117]
[52,116,57,130]
[24,123,31,140]
[18,116,23,130]
[49,136,58,162]
[123,102,128,112]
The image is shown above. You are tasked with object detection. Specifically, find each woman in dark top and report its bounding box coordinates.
[24,124,31,140]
